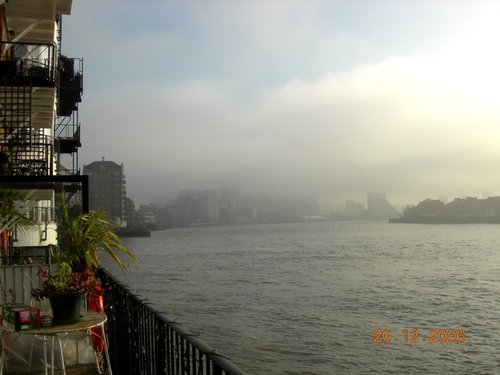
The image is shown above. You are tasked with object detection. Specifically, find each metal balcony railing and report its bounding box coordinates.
[0,129,54,177]
[0,264,42,305]
[56,113,80,140]
[0,42,56,83]
[97,268,250,375]
[58,56,83,117]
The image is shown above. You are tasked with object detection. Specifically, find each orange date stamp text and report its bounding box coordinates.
[372,328,466,344]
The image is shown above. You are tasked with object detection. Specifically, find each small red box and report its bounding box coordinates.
[2,305,41,331]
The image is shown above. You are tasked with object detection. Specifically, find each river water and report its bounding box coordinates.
[113,221,500,374]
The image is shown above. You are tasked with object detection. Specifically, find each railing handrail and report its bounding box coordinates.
[0,41,56,47]
[98,268,250,375]
[0,41,56,82]
[154,309,249,375]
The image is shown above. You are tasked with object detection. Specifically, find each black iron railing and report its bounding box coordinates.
[57,56,83,117]
[0,130,53,176]
[55,114,80,139]
[97,268,249,375]
[0,42,56,83]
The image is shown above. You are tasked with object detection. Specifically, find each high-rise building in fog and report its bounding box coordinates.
[178,190,219,224]
[366,192,399,220]
[219,185,239,223]
[83,160,126,226]
[199,190,219,223]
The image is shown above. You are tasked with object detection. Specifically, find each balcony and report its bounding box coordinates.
[54,56,82,175]
[55,121,81,155]
[0,42,57,132]
[57,56,83,117]
[0,42,56,86]
[0,130,53,177]
[0,266,249,375]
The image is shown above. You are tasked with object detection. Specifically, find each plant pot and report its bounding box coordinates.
[49,293,82,325]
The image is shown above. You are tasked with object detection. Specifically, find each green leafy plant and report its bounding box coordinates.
[57,203,136,273]
[31,262,102,300]
[0,189,32,231]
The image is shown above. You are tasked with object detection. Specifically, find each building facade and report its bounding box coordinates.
[0,0,84,262]
[366,192,399,220]
[83,160,126,226]
[177,190,219,225]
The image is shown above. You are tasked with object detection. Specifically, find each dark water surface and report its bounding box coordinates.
[114,221,500,374]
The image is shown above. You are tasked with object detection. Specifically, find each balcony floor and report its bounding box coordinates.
[8,363,99,375]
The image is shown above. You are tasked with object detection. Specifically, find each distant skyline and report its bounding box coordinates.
[63,1,500,206]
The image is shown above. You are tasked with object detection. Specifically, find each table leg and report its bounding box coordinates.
[101,325,112,375]
[56,336,66,375]
[50,336,55,375]
[0,330,7,375]
[42,335,48,375]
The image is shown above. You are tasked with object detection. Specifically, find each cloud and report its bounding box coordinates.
[69,1,500,205]
[79,48,500,205]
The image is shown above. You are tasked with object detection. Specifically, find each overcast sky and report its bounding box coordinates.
[62,0,500,207]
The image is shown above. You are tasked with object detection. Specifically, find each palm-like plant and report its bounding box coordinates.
[58,205,136,273]
[0,189,32,231]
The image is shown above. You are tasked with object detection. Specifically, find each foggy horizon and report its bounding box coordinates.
[63,1,500,207]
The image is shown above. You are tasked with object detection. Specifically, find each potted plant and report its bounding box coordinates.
[31,203,136,326]
[31,262,102,324]
[57,204,136,273]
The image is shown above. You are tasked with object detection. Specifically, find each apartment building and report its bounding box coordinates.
[84,160,126,226]
[0,0,85,262]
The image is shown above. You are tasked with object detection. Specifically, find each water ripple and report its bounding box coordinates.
[114,221,500,374]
